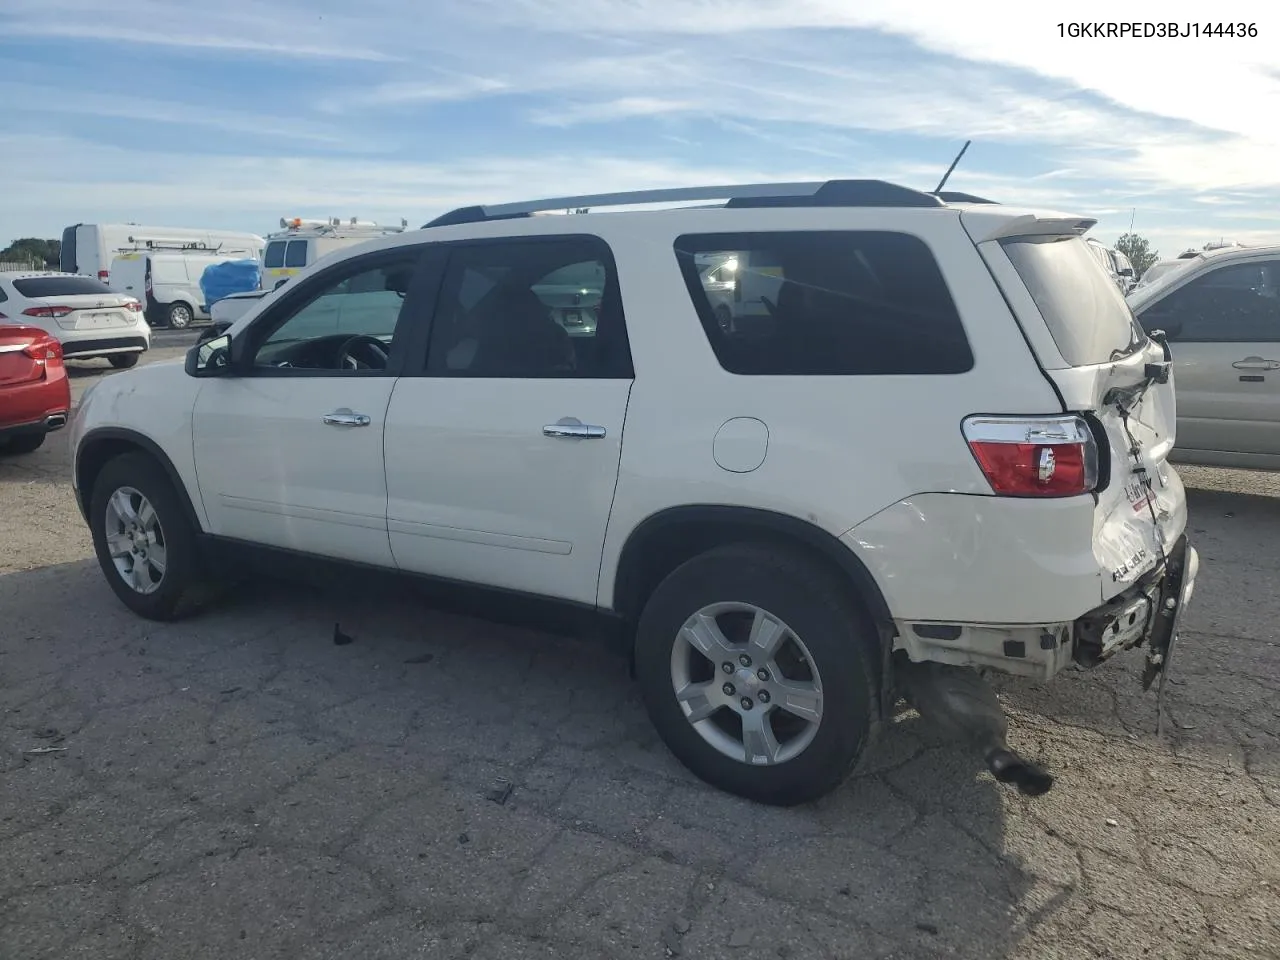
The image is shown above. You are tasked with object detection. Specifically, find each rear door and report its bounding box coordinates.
[1132,257,1280,458]
[382,235,634,605]
[977,228,1183,594]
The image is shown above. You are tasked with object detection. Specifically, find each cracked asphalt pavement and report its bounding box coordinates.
[2,343,1278,959]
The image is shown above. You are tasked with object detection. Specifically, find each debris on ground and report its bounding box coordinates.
[485,779,514,805]
[404,653,435,664]
[22,746,67,757]
[916,922,940,936]
[333,623,355,646]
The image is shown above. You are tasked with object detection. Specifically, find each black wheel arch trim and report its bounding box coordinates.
[75,426,204,532]
[612,504,894,628]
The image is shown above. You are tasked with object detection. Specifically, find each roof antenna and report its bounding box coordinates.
[934,140,971,194]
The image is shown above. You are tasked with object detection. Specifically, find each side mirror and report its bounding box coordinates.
[186,332,234,378]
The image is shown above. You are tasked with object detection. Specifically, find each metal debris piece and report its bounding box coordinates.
[22,746,67,756]
[485,779,514,805]
[333,623,354,646]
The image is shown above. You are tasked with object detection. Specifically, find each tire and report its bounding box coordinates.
[634,543,878,806]
[714,303,734,333]
[109,353,139,369]
[167,302,193,329]
[2,432,46,454]
[88,451,215,621]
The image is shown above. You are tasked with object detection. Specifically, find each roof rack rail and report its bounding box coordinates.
[931,191,998,204]
[423,179,946,228]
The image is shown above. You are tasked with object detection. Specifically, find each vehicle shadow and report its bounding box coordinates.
[0,558,1057,959]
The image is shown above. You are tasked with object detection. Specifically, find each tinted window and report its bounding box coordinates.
[12,276,114,298]
[284,240,309,268]
[263,242,286,269]
[425,238,631,378]
[60,227,77,273]
[1002,236,1145,365]
[675,231,972,376]
[253,257,419,370]
[1138,260,1280,343]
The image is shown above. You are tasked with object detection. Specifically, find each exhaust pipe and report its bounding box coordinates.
[44,413,68,429]
[895,659,1054,797]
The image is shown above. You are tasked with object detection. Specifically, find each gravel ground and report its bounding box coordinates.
[1,345,1277,960]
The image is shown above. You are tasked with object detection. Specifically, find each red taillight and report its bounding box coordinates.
[98,270,110,281]
[124,300,143,313]
[23,305,74,320]
[963,415,1098,497]
[23,338,63,363]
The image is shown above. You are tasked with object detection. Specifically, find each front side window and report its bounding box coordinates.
[1139,260,1280,343]
[425,238,631,378]
[251,257,419,371]
[675,231,973,375]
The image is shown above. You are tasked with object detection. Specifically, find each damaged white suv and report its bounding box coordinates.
[70,180,1199,806]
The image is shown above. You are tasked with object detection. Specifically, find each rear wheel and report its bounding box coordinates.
[1,433,46,455]
[108,353,139,369]
[634,543,878,806]
[166,302,193,328]
[89,452,215,620]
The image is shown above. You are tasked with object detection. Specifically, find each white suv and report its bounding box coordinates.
[69,180,1200,806]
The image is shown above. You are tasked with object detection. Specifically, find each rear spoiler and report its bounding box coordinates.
[961,210,1098,244]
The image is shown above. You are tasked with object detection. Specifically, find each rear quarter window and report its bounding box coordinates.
[1002,236,1145,366]
[674,230,973,375]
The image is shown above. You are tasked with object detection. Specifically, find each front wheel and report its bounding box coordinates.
[89,452,215,620]
[167,302,193,328]
[634,543,878,806]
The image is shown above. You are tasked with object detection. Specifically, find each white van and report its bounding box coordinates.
[60,224,264,285]
[109,250,251,328]
[261,217,408,290]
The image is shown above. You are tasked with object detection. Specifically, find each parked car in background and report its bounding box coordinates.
[1132,258,1189,291]
[69,179,1198,807]
[1087,237,1136,293]
[110,249,255,328]
[0,272,150,368]
[1129,243,1280,469]
[60,223,264,284]
[0,324,70,454]
[261,217,409,291]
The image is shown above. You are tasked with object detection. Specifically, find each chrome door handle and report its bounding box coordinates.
[323,408,371,427]
[1232,357,1280,371]
[543,417,606,439]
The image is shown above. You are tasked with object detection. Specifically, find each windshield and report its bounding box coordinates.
[1002,236,1146,365]
[13,275,115,298]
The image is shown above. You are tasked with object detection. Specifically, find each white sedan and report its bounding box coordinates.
[0,271,151,368]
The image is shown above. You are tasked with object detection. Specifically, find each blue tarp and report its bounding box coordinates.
[199,259,261,306]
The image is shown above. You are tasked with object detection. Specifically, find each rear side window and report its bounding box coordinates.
[264,241,286,268]
[60,226,77,273]
[285,240,309,268]
[674,231,973,375]
[1003,236,1145,365]
[12,276,114,297]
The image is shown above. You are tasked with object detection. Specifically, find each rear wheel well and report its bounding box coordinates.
[614,507,892,639]
[613,508,896,713]
[76,433,201,531]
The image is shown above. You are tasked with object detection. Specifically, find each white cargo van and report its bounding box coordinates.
[261,217,408,290]
[60,224,264,284]
[109,249,252,328]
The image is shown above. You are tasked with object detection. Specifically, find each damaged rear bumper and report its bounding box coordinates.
[892,534,1199,683]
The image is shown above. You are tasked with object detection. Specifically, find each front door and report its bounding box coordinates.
[192,248,432,567]
[383,236,634,605]
[1138,257,1280,458]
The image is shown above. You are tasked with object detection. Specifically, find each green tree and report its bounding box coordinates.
[0,238,61,267]
[1115,233,1158,278]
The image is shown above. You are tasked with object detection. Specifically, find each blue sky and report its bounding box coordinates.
[1,0,1277,260]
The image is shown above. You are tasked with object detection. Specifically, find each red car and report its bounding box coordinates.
[0,324,71,454]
